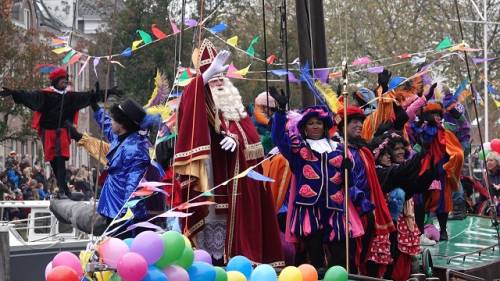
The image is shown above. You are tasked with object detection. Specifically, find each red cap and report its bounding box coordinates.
[49,68,68,82]
[335,105,365,125]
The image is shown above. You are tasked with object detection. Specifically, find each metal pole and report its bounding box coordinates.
[483,0,488,141]
[0,224,10,281]
[341,60,349,273]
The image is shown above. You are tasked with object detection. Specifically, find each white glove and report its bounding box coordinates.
[220,136,237,152]
[202,50,231,84]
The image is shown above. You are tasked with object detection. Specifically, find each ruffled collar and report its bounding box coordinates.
[305,138,337,153]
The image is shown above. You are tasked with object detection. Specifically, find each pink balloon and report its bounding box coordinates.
[163,265,189,281]
[98,237,130,268]
[47,266,79,281]
[117,252,148,281]
[193,249,213,264]
[130,231,164,265]
[51,251,83,277]
[45,261,53,280]
[491,139,500,154]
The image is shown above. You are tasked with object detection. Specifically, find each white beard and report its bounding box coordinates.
[209,78,248,121]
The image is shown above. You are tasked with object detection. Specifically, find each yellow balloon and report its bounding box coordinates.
[227,271,247,281]
[279,266,303,281]
[183,235,192,248]
[95,271,113,281]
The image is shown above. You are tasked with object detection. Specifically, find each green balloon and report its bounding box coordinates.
[174,246,194,268]
[214,266,228,281]
[324,265,348,281]
[479,150,490,161]
[155,231,186,268]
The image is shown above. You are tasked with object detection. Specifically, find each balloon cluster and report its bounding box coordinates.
[479,139,500,160]
[44,230,348,281]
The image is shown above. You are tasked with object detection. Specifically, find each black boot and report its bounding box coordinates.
[437,213,449,241]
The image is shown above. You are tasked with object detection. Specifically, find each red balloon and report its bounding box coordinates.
[491,139,500,154]
[47,265,79,281]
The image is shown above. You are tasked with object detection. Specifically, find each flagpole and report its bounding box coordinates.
[341,59,349,273]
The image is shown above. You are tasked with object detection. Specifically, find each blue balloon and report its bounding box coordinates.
[187,261,216,281]
[226,256,253,279]
[250,264,277,281]
[143,266,168,281]
[123,238,134,249]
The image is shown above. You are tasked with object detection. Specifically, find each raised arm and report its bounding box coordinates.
[93,107,117,143]
[1,89,45,111]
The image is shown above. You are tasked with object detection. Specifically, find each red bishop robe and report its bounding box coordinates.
[173,75,284,266]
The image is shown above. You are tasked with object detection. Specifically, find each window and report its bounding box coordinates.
[24,8,31,29]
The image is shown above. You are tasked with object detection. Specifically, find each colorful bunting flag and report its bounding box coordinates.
[454,79,468,97]
[288,72,299,83]
[209,23,228,33]
[52,46,72,54]
[62,50,77,64]
[132,40,143,51]
[397,53,412,59]
[93,57,100,78]
[121,47,132,57]
[313,69,329,83]
[246,36,260,57]
[247,169,274,182]
[435,37,453,51]
[226,64,243,79]
[137,30,153,44]
[472,57,497,64]
[329,71,342,79]
[493,99,500,108]
[123,199,142,208]
[78,57,90,76]
[266,54,277,64]
[235,64,251,76]
[367,66,384,73]
[352,56,371,65]
[156,210,193,218]
[68,53,82,65]
[170,21,180,34]
[175,78,193,87]
[179,70,190,81]
[177,201,216,210]
[410,56,426,65]
[127,221,163,232]
[271,69,288,76]
[110,60,126,69]
[201,191,214,196]
[52,38,66,46]
[108,208,134,227]
[185,19,198,27]
[151,24,167,39]
[226,36,239,47]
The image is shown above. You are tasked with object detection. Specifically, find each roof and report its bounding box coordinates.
[34,0,68,32]
[77,0,125,18]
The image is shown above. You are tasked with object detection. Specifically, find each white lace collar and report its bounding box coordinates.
[306,138,337,153]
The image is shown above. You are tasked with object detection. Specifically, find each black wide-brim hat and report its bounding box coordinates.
[117,98,146,125]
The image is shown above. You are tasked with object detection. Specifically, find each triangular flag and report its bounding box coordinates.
[151,24,167,39]
[179,70,189,81]
[493,98,500,108]
[177,201,216,210]
[185,19,198,27]
[127,221,163,232]
[78,56,90,76]
[68,52,82,65]
[156,210,193,218]
[266,54,277,64]
[137,30,153,44]
[110,60,126,69]
[397,53,412,59]
[352,56,371,65]
[109,208,134,226]
[226,36,238,47]
[235,64,251,76]
[329,71,342,79]
[52,46,72,54]
[209,23,228,33]
[175,78,193,87]
[52,38,66,45]
[367,66,384,73]
[123,199,142,208]
[93,57,100,78]
[138,181,168,188]
[288,72,299,83]
[132,40,143,51]
[201,191,214,196]
[121,47,132,57]
[247,169,275,182]
[435,37,453,51]
[271,69,288,76]
[170,21,180,34]
[226,63,243,79]
[62,50,77,64]
[246,36,260,57]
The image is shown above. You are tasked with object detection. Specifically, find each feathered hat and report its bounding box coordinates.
[297,105,334,131]
[49,67,68,82]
